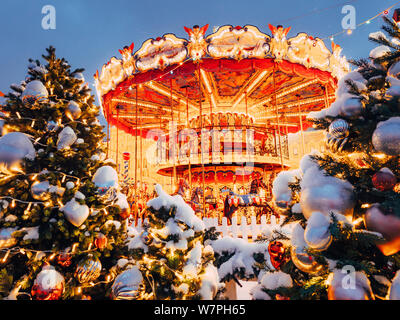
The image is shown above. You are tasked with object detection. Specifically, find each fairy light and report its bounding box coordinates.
[352,217,364,226]
[24,202,32,215]
[31,120,35,127]
[346,29,353,35]
[10,199,16,208]
[71,243,79,253]
[88,243,93,251]
[2,250,10,263]
[16,112,21,119]
[361,203,371,209]
[49,253,57,261]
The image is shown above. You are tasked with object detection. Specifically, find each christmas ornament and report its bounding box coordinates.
[327,270,374,300]
[325,118,349,153]
[268,241,286,270]
[30,181,51,201]
[57,252,72,267]
[300,182,355,219]
[111,266,143,300]
[31,265,65,300]
[274,192,292,211]
[388,270,400,300]
[75,255,102,283]
[116,192,131,219]
[364,205,400,256]
[142,231,151,245]
[46,120,59,132]
[57,126,77,150]
[290,224,323,274]
[372,167,396,191]
[65,101,82,120]
[372,117,400,156]
[94,233,107,250]
[92,166,119,197]
[60,198,89,227]
[0,227,17,249]
[21,80,48,103]
[0,132,35,170]
[304,211,332,251]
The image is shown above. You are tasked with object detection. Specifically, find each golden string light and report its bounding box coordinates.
[323,1,400,41]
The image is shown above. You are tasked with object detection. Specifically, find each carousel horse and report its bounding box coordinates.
[172,179,190,197]
[223,176,277,224]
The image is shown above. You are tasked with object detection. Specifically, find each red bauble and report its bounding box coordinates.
[120,206,131,219]
[94,233,107,250]
[268,241,286,270]
[57,253,72,267]
[372,168,396,191]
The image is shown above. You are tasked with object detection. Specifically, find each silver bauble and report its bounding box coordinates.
[300,183,355,220]
[31,181,51,201]
[92,166,119,197]
[111,266,143,300]
[372,117,400,156]
[328,119,350,139]
[290,245,323,274]
[65,101,82,120]
[75,255,102,283]
[389,270,400,300]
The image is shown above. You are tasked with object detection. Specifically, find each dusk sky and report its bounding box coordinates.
[0,0,397,110]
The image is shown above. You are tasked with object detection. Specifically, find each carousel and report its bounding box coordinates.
[94,23,349,221]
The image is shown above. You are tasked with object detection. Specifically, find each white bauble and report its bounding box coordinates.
[0,132,35,170]
[372,117,400,156]
[60,198,89,227]
[57,126,77,150]
[21,80,48,102]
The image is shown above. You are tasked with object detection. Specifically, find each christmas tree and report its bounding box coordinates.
[127,184,222,300]
[252,16,400,300]
[0,46,130,300]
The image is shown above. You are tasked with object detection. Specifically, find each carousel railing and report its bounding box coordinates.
[130,214,283,242]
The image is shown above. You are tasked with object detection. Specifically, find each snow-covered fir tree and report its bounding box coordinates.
[127,184,223,300]
[252,17,400,300]
[0,47,130,300]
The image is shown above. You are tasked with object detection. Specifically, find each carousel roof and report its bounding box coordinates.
[95,24,349,136]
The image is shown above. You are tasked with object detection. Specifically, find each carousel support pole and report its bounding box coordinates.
[170,78,177,193]
[106,121,110,158]
[135,85,138,225]
[272,63,284,170]
[197,63,206,219]
[116,108,119,173]
[186,87,192,191]
[296,94,306,157]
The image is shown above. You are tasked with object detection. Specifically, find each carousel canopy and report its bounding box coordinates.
[95,24,349,137]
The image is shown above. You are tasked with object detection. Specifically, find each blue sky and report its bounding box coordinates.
[0,0,397,108]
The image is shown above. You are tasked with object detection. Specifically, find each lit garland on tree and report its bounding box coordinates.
[0,47,130,300]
